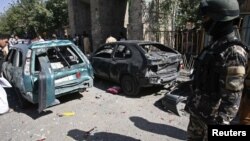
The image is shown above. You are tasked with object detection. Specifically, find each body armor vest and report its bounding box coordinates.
[193,39,248,93]
[185,38,248,121]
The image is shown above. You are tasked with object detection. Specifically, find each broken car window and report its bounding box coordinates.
[141,45,161,53]
[9,49,17,64]
[16,51,23,67]
[140,44,175,53]
[114,45,131,59]
[95,45,114,58]
[34,45,83,71]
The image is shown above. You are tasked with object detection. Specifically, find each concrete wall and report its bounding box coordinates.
[99,0,127,40]
[90,0,101,50]
[127,0,143,40]
[91,0,127,49]
[67,0,91,36]
[68,0,144,51]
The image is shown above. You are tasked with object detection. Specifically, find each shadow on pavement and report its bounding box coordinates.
[93,77,117,92]
[57,92,83,103]
[129,116,187,140]
[93,77,167,98]
[67,129,141,141]
[5,87,83,120]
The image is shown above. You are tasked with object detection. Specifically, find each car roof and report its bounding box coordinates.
[106,40,164,46]
[114,40,160,44]
[11,40,74,52]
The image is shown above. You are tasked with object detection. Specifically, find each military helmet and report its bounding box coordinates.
[200,0,239,22]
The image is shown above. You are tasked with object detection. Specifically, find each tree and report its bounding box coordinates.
[45,0,68,36]
[144,0,200,31]
[161,0,200,30]
[0,0,68,38]
[143,0,200,46]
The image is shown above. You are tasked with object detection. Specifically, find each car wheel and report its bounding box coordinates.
[121,75,140,96]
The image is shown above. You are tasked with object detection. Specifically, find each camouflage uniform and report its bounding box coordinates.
[185,34,248,141]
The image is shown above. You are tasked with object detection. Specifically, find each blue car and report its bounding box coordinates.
[2,40,94,112]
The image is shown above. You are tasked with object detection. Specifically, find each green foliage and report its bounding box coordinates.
[46,0,68,32]
[0,14,9,34]
[177,0,200,28]
[0,0,68,38]
[146,0,200,31]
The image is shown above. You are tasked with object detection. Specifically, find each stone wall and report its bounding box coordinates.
[68,0,144,51]
[127,0,143,40]
[67,0,91,36]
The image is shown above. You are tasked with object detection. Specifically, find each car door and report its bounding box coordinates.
[2,49,12,79]
[37,55,56,113]
[4,49,17,83]
[91,44,115,80]
[12,50,25,90]
[29,49,56,112]
[110,44,132,82]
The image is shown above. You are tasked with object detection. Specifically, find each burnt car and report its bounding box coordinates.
[2,40,94,112]
[90,40,182,96]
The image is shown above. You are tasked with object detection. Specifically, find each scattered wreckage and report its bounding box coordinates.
[158,55,195,116]
[159,80,192,116]
[2,40,94,112]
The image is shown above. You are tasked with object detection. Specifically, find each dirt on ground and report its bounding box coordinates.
[0,78,189,141]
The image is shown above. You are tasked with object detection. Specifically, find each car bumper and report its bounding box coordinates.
[55,78,93,96]
[139,72,178,87]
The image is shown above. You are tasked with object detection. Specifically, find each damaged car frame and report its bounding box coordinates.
[2,40,94,112]
[90,40,182,96]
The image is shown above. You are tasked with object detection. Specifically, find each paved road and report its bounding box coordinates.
[0,79,189,141]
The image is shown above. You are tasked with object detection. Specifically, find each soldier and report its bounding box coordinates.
[184,0,248,140]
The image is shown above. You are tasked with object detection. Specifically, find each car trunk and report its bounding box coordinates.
[45,46,90,95]
[145,51,182,83]
[36,46,90,111]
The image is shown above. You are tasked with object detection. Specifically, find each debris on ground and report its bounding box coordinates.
[106,86,122,94]
[57,112,75,117]
[36,138,46,141]
[84,127,97,139]
[155,80,192,116]
[95,95,102,99]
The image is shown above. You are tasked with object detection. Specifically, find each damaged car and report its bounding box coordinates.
[2,40,94,112]
[90,40,182,96]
